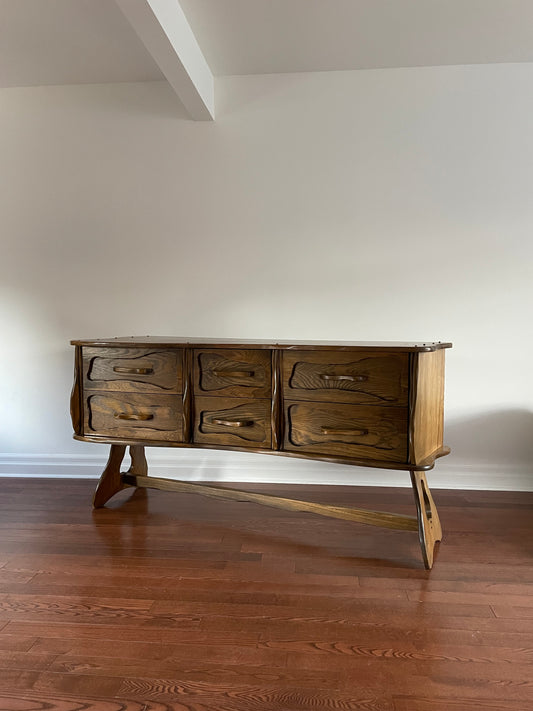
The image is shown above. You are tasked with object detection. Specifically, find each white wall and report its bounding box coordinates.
[1,63,532,489]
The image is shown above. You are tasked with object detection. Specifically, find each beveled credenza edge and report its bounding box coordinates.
[71,338,452,352]
[72,434,444,471]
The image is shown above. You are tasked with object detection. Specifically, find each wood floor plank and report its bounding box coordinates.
[23,568,362,588]
[150,597,495,619]
[193,607,533,634]
[406,590,533,606]
[492,605,533,619]
[393,696,533,710]
[1,477,532,709]
[29,670,124,698]
[0,652,59,680]
[396,674,533,703]
[280,640,533,667]
[360,577,533,595]
[2,557,227,577]
[0,691,161,711]
[0,633,38,652]
[29,638,287,667]
[46,655,339,689]
[3,620,248,644]
[118,676,394,711]
[0,579,407,603]
[0,570,36,584]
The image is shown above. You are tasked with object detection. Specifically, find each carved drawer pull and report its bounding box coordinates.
[113,366,154,375]
[212,370,255,378]
[114,412,154,421]
[212,418,254,428]
[319,374,367,382]
[321,426,369,437]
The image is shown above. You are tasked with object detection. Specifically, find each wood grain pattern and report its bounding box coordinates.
[84,392,183,442]
[410,470,443,569]
[194,396,272,448]
[123,474,419,531]
[182,346,192,444]
[194,349,272,398]
[92,444,129,508]
[283,351,409,405]
[129,446,148,477]
[74,435,447,471]
[284,401,408,463]
[83,347,182,394]
[69,345,82,436]
[0,478,532,711]
[271,348,282,451]
[409,350,445,466]
[0,691,156,710]
[73,339,451,569]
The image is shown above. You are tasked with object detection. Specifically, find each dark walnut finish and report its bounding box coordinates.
[71,338,452,569]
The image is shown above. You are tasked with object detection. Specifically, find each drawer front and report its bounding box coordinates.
[284,401,408,462]
[194,397,272,448]
[194,350,271,399]
[282,351,408,405]
[83,348,182,393]
[84,392,183,442]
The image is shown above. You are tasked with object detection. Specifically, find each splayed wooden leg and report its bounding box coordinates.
[410,471,442,569]
[93,445,128,508]
[129,445,148,476]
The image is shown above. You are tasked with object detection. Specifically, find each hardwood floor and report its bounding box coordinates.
[0,476,532,710]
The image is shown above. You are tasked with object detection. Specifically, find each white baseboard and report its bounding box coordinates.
[0,451,531,491]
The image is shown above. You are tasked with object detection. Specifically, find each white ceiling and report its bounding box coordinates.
[1,0,533,89]
[0,0,163,87]
[180,0,533,76]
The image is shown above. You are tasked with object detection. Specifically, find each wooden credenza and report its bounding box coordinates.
[70,337,452,568]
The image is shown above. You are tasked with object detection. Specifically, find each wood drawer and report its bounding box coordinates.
[84,392,183,442]
[194,349,271,398]
[282,351,408,405]
[284,401,408,462]
[194,396,272,448]
[83,348,182,393]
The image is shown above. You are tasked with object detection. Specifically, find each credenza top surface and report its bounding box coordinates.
[71,337,452,352]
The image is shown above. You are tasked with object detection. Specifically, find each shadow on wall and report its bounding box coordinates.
[445,408,533,473]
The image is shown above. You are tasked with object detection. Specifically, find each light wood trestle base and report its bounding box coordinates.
[93,443,442,569]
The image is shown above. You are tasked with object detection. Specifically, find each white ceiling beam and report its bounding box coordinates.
[115,0,215,120]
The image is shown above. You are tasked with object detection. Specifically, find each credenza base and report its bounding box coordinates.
[93,444,442,570]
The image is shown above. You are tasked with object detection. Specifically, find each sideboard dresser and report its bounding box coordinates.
[70,337,452,568]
